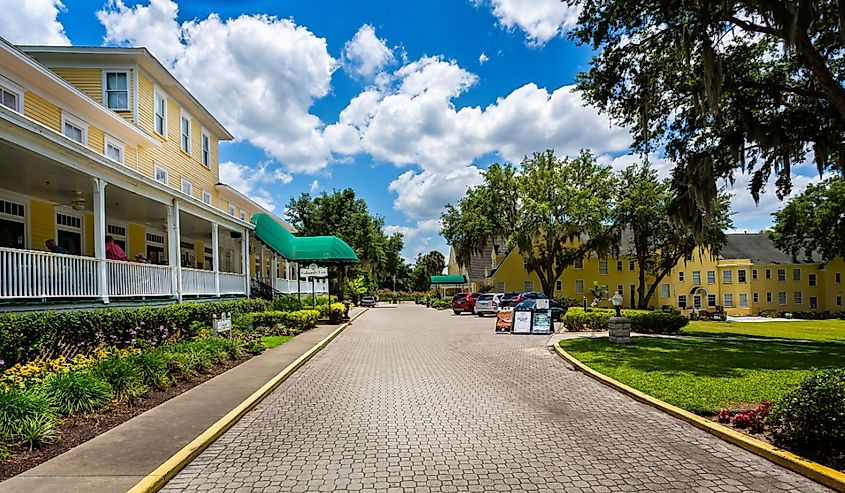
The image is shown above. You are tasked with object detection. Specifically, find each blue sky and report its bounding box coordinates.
[2,0,820,261]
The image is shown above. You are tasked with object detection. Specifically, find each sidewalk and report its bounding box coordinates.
[0,308,364,493]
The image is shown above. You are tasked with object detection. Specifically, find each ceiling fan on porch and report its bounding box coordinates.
[56,191,87,211]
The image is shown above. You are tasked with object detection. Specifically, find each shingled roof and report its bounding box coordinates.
[721,233,819,264]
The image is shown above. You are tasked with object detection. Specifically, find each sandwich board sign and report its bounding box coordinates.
[512,310,533,334]
[299,263,328,278]
[531,310,552,334]
[495,309,513,333]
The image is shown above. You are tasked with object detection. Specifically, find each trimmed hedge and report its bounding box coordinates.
[245,309,321,332]
[563,307,687,334]
[0,299,270,366]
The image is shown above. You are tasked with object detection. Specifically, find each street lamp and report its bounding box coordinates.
[611,291,623,317]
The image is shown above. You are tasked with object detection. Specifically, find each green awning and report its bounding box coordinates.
[251,213,359,264]
[430,275,467,285]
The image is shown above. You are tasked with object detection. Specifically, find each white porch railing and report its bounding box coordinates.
[219,271,246,295]
[107,260,172,297]
[274,278,329,294]
[181,267,217,296]
[0,247,99,299]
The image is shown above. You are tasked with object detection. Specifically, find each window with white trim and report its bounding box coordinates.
[104,135,125,164]
[660,283,670,297]
[104,71,129,110]
[738,269,747,283]
[678,271,685,282]
[693,295,702,309]
[201,132,210,167]
[707,294,716,307]
[616,284,623,295]
[574,257,583,269]
[837,295,842,307]
[598,260,608,275]
[753,292,759,303]
[61,113,87,144]
[777,269,786,281]
[616,260,623,271]
[765,269,771,279]
[793,268,801,281]
[810,296,818,309]
[180,112,191,154]
[752,269,758,280]
[154,90,167,136]
[228,205,236,216]
[809,273,817,287]
[778,291,787,304]
[154,164,168,185]
[575,279,584,294]
[523,281,534,292]
[766,292,772,303]
[723,293,734,307]
[707,270,716,284]
[0,79,23,113]
[678,294,687,308]
[202,190,212,205]
[181,178,193,196]
[496,282,505,293]
[793,291,803,304]
[0,198,26,249]
[739,293,748,307]
[722,270,732,283]
[240,211,246,220]
[692,271,701,285]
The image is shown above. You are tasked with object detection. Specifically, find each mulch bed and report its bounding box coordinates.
[0,355,251,481]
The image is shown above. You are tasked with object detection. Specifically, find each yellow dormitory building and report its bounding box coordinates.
[0,39,325,307]
[449,233,845,316]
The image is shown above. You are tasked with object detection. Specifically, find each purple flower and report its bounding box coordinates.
[0,359,4,366]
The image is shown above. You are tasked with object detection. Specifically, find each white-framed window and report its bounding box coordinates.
[240,211,246,220]
[722,270,732,283]
[660,283,670,297]
[575,279,584,294]
[180,111,191,154]
[154,89,167,136]
[0,78,23,113]
[598,260,608,275]
[616,284,623,295]
[837,295,842,307]
[707,294,716,307]
[574,257,583,269]
[766,292,772,303]
[181,178,193,196]
[55,210,84,255]
[523,280,534,292]
[778,291,787,305]
[555,280,562,291]
[793,291,803,304]
[0,197,27,249]
[228,205,236,216]
[616,260,623,271]
[765,269,771,279]
[738,269,747,283]
[739,293,748,307]
[154,164,168,185]
[793,268,801,281]
[777,269,786,281]
[707,270,716,284]
[752,269,758,280]
[104,135,125,164]
[678,271,685,282]
[103,71,129,110]
[808,273,817,287]
[678,294,687,308]
[693,295,702,309]
[496,282,505,292]
[753,292,759,303]
[692,271,701,285]
[810,296,818,309]
[202,190,212,205]
[723,293,734,307]
[61,112,87,144]
[629,260,635,271]
[201,131,210,167]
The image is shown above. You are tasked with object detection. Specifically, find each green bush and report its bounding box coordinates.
[248,310,321,332]
[562,307,687,334]
[272,295,303,312]
[767,369,845,464]
[0,298,270,365]
[431,299,451,310]
[0,388,57,450]
[129,351,172,389]
[42,371,112,415]
[94,358,148,402]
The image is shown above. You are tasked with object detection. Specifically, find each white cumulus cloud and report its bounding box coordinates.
[479,0,581,45]
[97,0,182,65]
[478,52,489,64]
[219,161,292,211]
[0,0,70,45]
[342,24,394,80]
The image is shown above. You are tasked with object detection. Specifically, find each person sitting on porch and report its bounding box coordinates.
[45,239,68,254]
[135,253,149,263]
[105,236,128,261]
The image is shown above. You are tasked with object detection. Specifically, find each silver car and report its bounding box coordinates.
[474,293,503,316]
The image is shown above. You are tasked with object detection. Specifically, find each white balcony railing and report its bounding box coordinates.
[181,267,217,296]
[274,278,329,295]
[219,271,246,295]
[107,260,172,297]
[0,247,99,299]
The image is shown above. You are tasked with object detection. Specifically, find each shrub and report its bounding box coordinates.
[562,307,687,334]
[0,388,57,449]
[767,369,845,463]
[129,351,171,389]
[93,358,148,402]
[42,370,112,415]
[431,299,451,310]
[248,310,320,332]
[272,295,303,312]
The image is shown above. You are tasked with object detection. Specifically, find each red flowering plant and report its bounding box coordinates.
[716,409,732,423]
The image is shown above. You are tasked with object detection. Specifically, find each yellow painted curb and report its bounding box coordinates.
[127,308,369,493]
[553,344,845,493]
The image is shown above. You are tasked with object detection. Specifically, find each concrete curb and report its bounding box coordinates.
[127,309,369,493]
[553,344,845,493]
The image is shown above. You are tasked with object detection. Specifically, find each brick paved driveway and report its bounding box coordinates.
[163,304,830,492]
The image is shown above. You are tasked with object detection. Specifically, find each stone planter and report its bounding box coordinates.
[608,316,631,344]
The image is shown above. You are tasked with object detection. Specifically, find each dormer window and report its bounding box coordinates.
[61,113,87,144]
[104,135,125,164]
[104,71,129,110]
[0,79,22,113]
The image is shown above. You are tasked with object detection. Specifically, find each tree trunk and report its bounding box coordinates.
[643,267,671,309]
[793,13,845,120]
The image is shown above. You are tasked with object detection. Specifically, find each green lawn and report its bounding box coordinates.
[682,318,845,341]
[560,337,845,414]
[260,335,294,349]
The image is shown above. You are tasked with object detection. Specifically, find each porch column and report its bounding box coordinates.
[92,178,109,303]
[168,200,182,302]
[241,229,250,296]
[212,222,220,297]
[270,255,279,292]
[285,259,291,293]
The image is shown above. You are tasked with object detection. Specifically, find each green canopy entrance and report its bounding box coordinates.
[250,213,359,264]
[430,275,467,285]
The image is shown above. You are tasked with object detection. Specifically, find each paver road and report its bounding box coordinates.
[164,304,830,492]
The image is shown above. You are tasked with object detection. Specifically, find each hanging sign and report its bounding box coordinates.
[512,310,533,334]
[299,264,328,278]
[495,309,513,333]
[531,310,552,334]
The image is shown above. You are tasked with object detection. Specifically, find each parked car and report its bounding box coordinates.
[474,293,504,316]
[451,292,478,315]
[360,295,377,307]
[498,292,521,308]
[514,298,565,321]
